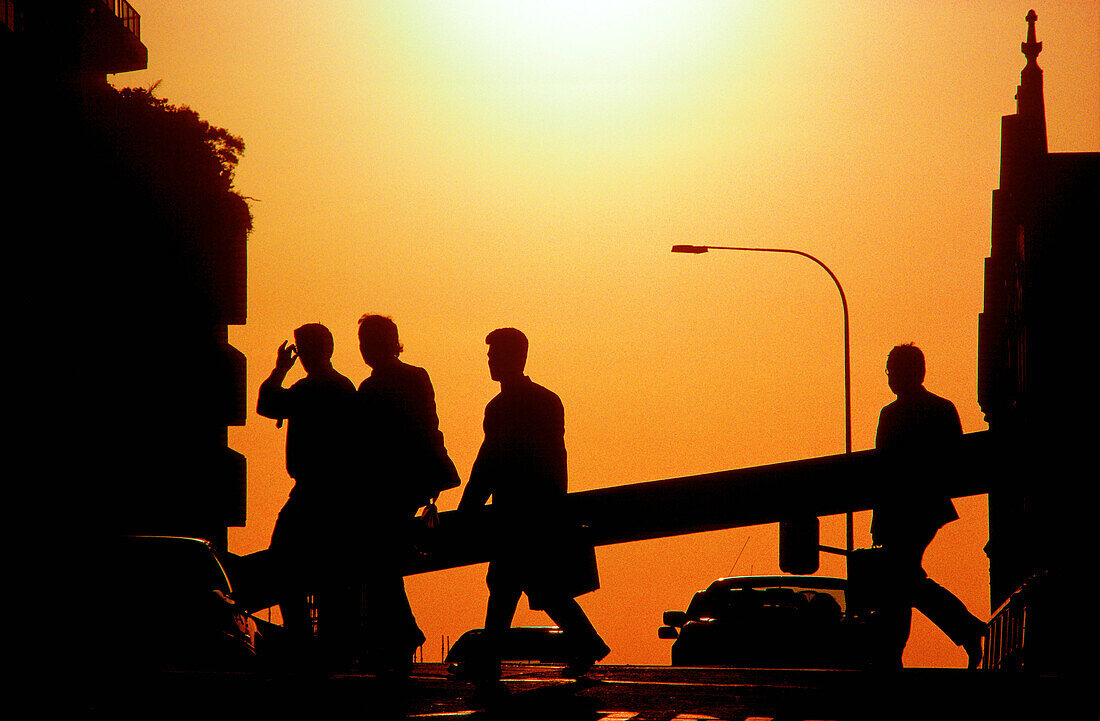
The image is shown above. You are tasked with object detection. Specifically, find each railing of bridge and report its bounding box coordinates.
[984,598,1025,670]
[983,574,1046,671]
[102,0,140,39]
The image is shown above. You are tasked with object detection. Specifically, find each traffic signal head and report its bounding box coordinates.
[779,516,820,574]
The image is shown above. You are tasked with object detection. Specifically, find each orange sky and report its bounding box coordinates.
[114,1,1099,667]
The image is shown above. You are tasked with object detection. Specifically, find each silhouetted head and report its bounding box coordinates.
[886,343,925,396]
[358,314,403,369]
[485,327,528,384]
[293,323,335,375]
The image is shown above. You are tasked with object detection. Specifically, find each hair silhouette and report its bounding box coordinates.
[358,314,404,363]
[294,323,335,360]
[886,343,925,394]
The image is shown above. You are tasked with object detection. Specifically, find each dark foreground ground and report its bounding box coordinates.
[82,662,1094,720]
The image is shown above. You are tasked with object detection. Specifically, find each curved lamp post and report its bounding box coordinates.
[671,244,853,552]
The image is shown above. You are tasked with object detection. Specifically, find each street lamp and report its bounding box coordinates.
[671,244,853,552]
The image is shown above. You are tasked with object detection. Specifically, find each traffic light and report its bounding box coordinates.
[779,516,820,574]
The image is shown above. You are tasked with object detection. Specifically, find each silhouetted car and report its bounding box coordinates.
[658,575,871,669]
[445,626,573,672]
[113,535,263,669]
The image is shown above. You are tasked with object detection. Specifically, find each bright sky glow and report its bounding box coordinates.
[381,1,736,147]
[449,1,712,73]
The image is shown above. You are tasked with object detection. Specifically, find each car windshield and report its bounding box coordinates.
[687,578,847,620]
[122,537,233,596]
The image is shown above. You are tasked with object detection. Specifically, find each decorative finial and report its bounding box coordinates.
[1022,10,1042,65]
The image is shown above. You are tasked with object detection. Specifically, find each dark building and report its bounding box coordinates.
[978,11,1099,673]
[6,2,249,552]
[2,1,146,98]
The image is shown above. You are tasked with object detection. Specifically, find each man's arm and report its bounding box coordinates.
[458,413,494,510]
[256,341,297,421]
[874,403,896,450]
[408,367,448,450]
[457,455,492,510]
[408,366,462,496]
[946,400,963,438]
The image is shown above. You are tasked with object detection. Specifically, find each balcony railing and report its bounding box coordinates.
[3,1,16,32]
[101,0,140,39]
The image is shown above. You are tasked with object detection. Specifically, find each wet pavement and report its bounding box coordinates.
[83,662,1088,720]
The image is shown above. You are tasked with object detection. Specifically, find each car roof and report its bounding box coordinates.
[121,535,233,594]
[447,627,570,663]
[706,575,846,591]
[455,626,563,640]
[127,534,215,546]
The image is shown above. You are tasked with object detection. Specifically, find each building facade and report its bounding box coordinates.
[7,2,249,551]
[978,11,1099,672]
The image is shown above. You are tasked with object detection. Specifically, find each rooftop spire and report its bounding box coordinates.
[1022,10,1042,68]
[1005,9,1048,177]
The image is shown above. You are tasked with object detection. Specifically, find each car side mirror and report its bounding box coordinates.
[662,610,687,627]
[658,625,679,640]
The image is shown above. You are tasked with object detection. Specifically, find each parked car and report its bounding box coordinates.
[658,575,872,669]
[112,535,264,669]
[446,626,573,673]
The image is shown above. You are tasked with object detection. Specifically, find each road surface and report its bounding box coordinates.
[85,662,1089,719]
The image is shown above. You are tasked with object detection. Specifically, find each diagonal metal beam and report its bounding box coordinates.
[405,431,1003,575]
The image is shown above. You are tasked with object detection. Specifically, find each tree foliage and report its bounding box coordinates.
[114,86,248,197]
[63,83,255,327]
[13,81,256,514]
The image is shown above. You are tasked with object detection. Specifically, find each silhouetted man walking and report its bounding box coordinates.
[356,314,460,677]
[257,323,356,652]
[871,343,986,669]
[459,328,609,682]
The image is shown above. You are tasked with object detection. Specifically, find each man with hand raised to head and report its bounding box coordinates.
[257,323,357,658]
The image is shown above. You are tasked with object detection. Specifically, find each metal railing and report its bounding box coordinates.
[101,0,140,39]
[983,573,1045,671]
[3,1,16,32]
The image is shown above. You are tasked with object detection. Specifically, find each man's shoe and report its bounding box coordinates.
[449,658,501,684]
[562,641,610,679]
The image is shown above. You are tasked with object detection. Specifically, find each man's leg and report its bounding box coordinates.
[542,596,610,678]
[913,577,986,668]
[360,570,426,676]
[906,529,986,669]
[872,539,927,670]
[390,509,427,662]
[872,600,913,670]
[279,588,313,639]
[270,493,315,652]
[351,510,426,676]
[383,574,426,668]
[486,585,523,633]
[468,584,522,682]
[316,579,362,670]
